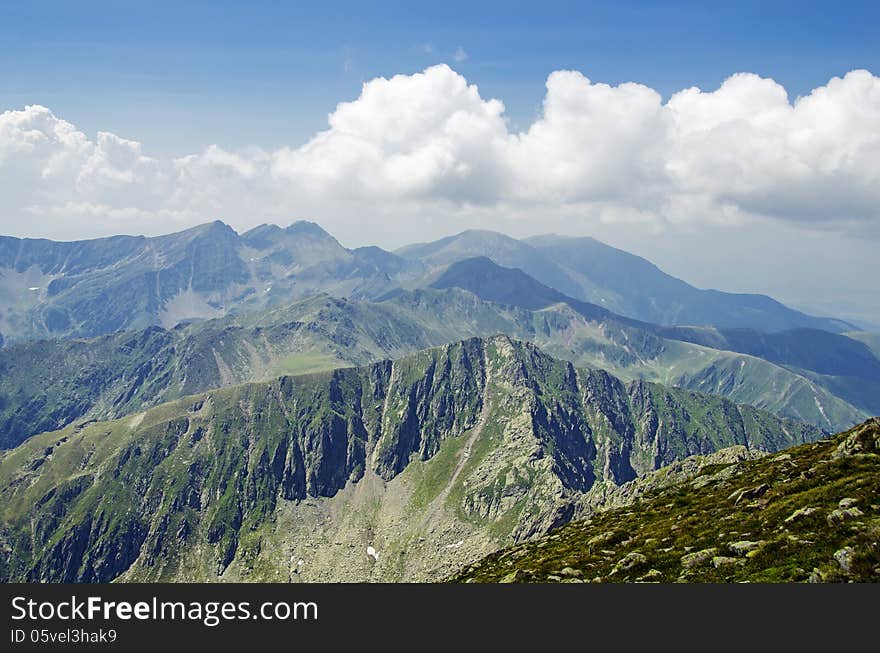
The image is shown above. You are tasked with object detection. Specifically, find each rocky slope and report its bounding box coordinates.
[0,336,821,582]
[452,418,880,583]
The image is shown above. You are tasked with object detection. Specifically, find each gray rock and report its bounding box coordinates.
[784,506,819,523]
[681,548,717,569]
[612,551,647,574]
[833,418,880,458]
[587,530,618,546]
[728,483,770,505]
[691,463,746,489]
[834,547,855,574]
[637,569,663,582]
[499,570,521,583]
[712,556,742,568]
[728,540,764,556]
[827,507,864,524]
[838,497,858,509]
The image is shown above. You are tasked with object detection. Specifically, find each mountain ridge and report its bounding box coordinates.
[431,257,880,418]
[0,335,822,582]
[0,220,852,346]
[399,228,852,332]
[1,283,869,453]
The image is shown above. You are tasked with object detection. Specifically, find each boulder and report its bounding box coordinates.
[729,540,764,556]
[681,548,717,569]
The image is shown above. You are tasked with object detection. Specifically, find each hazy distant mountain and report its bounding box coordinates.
[0,220,853,346]
[0,220,413,344]
[0,336,821,582]
[429,255,610,320]
[397,229,587,298]
[848,332,880,359]
[432,257,878,375]
[398,229,852,332]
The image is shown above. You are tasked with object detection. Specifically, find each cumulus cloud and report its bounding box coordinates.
[1,64,879,242]
[271,66,509,202]
[506,71,667,205]
[664,70,880,225]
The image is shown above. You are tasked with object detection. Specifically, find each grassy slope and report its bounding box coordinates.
[0,290,866,453]
[452,418,880,583]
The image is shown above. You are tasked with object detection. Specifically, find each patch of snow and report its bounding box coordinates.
[814,396,829,425]
[28,287,40,291]
[366,546,379,562]
[445,540,464,549]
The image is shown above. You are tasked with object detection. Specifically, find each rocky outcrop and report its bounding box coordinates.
[833,417,880,457]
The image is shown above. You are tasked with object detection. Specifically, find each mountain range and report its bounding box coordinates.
[0,223,880,448]
[1,248,876,452]
[0,219,876,584]
[0,220,851,346]
[398,230,853,332]
[0,282,871,454]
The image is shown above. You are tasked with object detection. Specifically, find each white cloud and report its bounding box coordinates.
[664,70,880,226]
[1,65,879,244]
[454,47,468,63]
[271,65,508,201]
[505,71,667,205]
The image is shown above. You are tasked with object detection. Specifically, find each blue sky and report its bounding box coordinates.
[2,1,878,155]
[1,1,878,324]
